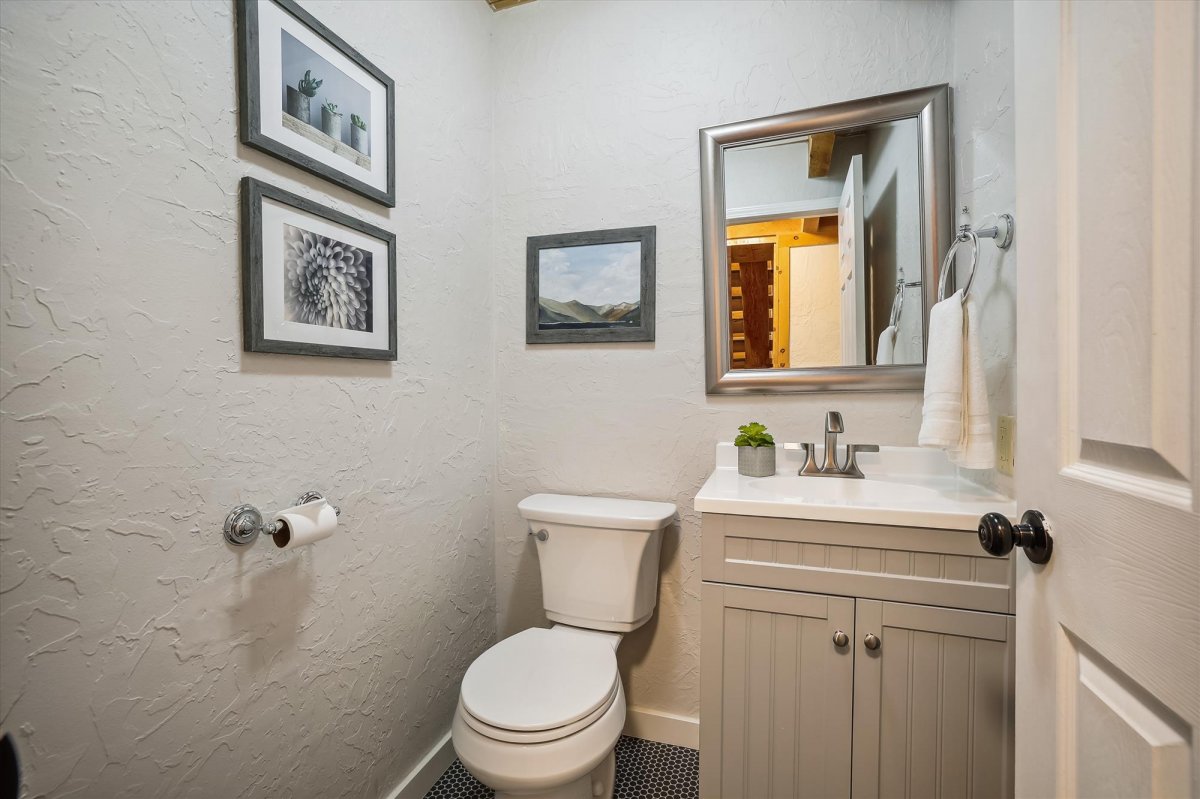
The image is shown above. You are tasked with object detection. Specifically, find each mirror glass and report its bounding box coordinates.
[724,119,923,369]
[700,84,950,393]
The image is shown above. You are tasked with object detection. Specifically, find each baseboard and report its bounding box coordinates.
[623,706,700,750]
[382,729,455,799]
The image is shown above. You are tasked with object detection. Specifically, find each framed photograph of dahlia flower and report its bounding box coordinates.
[237,0,396,206]
[241,177,396,360]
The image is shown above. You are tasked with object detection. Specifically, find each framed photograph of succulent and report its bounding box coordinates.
[241,177,397,360]
[237,0,396,206]
[526,226,656,344]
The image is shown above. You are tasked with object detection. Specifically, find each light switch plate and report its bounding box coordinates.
[997,415,1015,476]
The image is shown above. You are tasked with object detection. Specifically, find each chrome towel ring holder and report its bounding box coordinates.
[937,209,1014,303]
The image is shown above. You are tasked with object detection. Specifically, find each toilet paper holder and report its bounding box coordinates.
[223,491,341,547]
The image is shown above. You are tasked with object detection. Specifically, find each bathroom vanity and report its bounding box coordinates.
[695,444,1018,799]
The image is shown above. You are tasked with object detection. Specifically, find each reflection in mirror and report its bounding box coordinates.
[700,84,950,394]
[723,119,924,369]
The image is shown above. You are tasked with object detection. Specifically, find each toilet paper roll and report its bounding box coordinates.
[272,498,337,550]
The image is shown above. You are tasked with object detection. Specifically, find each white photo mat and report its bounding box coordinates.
[259,196,391,352]
[256,0,388,195]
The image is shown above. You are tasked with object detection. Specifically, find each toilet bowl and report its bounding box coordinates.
[452,627,626,798]
[451,494,676,799]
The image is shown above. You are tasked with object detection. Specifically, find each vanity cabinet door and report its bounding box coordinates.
[700,583,854,799]
[850,600,1015,799]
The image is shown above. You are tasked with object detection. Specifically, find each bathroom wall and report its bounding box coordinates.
[491,0,960,728]
[0,2,495,797]
[950,0,1018,495]
[863,119,923,363]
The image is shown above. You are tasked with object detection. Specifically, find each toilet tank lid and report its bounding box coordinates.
[518,493,677,531]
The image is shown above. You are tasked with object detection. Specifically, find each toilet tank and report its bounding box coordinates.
[518,494,676,633]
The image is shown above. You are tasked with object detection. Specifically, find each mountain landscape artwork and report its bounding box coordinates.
[537,241,642,330]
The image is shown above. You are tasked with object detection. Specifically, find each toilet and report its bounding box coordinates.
[451,493,676,799]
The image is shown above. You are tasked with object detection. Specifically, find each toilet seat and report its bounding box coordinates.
[460,628,619,741]
[459,680,618,744]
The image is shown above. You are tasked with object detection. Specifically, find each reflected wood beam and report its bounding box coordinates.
[800,216,822,235]
[808,132,836,178]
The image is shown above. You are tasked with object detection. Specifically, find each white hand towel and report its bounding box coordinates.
[876,325,897,365]
[919,290,995,469]
[955,293,995,468]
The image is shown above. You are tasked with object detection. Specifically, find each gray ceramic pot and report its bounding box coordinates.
[737,446,776,477]
[285,87,310,124]
[321,107,342,140]
[351,124,368,154]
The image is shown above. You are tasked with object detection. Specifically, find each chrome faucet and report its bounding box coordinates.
[799,411,880,479]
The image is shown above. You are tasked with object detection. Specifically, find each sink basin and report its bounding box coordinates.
[694,443,1015,530]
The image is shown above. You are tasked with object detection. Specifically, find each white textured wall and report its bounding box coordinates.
[0,1,1017,792]
[951,0,1017,495]
[491,0,961,723]
[0,2,495,797]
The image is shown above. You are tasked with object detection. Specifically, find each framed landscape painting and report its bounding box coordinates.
[237,0,396,206]
[241,177,397,360]
[526,226,656,344]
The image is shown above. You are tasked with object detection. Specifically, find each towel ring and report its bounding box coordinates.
[938,212,1014,304]
[938,229,980,303]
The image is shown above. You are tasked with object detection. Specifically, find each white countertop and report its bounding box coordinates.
[694,443,1016,531]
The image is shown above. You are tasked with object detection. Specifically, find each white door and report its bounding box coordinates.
[1014,1,1199,796]
[838,154,865,366]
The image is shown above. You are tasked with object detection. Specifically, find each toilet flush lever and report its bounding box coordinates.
[530,528,549,542]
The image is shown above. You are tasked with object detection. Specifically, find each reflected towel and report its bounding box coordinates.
[919,290,994,469]
[876,325,897,365]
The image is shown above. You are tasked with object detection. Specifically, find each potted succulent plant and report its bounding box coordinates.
[734,421,776,477]
[287,70,322,124]
[320,99,343,140]
[350,114,368,154]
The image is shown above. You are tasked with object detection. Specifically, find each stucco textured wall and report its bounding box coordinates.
[490,0,1017,725]
[0,2,495,797]
[490,0,960,724]
[951,0,1018,496]
[0,0,1018,794]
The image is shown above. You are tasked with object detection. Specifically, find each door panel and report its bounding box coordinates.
[838,154,865,365]
[851,600,1014,799]
[700,583,854,799]
[1014,0,1199,796]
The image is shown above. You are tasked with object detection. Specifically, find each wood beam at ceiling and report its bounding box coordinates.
[807,132,836,178]
[487,0,536,11]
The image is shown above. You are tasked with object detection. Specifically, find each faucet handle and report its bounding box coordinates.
[842,444,879,479]
[797,443,819,475]
[825,411,844,433]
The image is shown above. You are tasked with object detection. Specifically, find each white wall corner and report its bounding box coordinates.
[623,707,700,750]
[382,730,455,799]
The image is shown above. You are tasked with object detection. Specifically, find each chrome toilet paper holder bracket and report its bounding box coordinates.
[223,491,341,547]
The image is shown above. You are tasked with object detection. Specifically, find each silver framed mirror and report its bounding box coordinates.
[700,84,952,393]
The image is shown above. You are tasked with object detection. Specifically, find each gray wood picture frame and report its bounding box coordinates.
[241,177,397,361]
[526,226,656,344]
[237,0,396,207]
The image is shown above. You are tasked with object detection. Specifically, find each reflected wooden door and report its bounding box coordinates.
[729,242,775,369]
[1014,0,1198,795]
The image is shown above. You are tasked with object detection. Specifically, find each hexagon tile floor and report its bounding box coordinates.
[423,736,700,799]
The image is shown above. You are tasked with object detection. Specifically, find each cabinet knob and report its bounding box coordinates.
[864,633,881,651]
[832,630,849,647]
[977,510,1053,564]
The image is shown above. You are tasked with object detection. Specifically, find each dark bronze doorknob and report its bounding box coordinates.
[978,510,1053,564]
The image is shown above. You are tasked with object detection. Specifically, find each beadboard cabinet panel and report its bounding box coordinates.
[700,582,855,799]
[851,600,1015,799]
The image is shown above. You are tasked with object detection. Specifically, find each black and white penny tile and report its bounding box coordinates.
[423,759,492,799]
[423,736,700,799]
